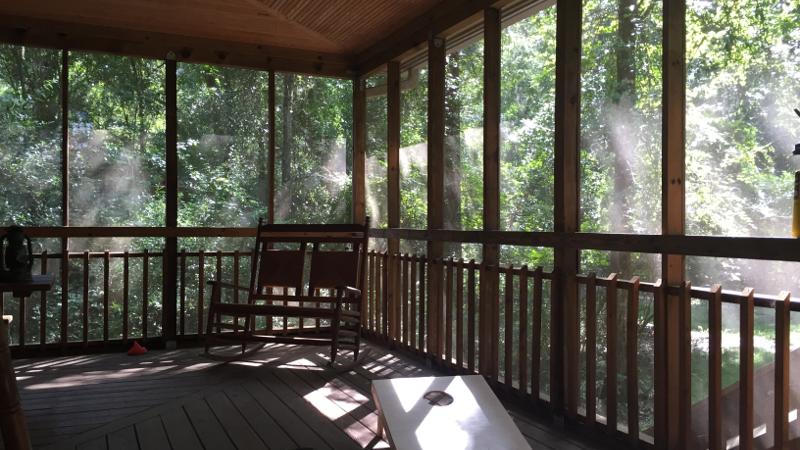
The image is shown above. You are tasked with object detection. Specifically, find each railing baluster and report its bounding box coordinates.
[142,250,149,339]
[446,258,454,365]
[504,265,513,387]
[123,251,129,344]
[103,251,110,343]
[531,267,543,401]
[467,260,476,372]
[179,249,186,336]
[18,294,25,347]
[39,251,47,349]
[626,276,640,444]
[708,284,722,450]
[653,279,666,448]
[369,252,376,333]
[233,250,240,331]
[402,254,409,346]
[518,265,528,392]
[775,290,791,449]
[389,252,397,342]
[374,252,380,336]
[198,250,205,336]
[739,287,754,450]
[419,256,426,352]
[679,282,692,447]
[60,243,68,346]
[382,253,388,340]
[586,273,597,424]
[456,259,464,370]
[82,250,89,346]
[606,273,618,436]
[410,256,418,349]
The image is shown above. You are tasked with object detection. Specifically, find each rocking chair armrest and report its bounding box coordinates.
[206,280,250,293]
[335,285,361,299]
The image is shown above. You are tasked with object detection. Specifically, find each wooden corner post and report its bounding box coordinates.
[660,0,686,447]
[427,34,446,359]
[554,0,581,415]
[481,7,501,378]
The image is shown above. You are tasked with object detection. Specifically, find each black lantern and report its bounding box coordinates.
[0,226,34,282]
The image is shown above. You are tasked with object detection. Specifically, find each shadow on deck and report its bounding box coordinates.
[11,341,603,450]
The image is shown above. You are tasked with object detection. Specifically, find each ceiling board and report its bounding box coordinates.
[0,0,446,57]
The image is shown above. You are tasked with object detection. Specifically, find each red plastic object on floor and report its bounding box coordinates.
[127,341,148,356]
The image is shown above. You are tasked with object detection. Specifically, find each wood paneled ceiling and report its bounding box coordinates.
[0,0,445,56]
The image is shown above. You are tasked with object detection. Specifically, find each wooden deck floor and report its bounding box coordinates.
[11,342,604,450]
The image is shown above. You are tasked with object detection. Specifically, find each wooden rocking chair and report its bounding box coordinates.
[204,218,369,364]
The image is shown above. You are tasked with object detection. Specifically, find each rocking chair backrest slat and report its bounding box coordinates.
[249,218,370,302]
[255,248,305,293]
[308,249,361,293]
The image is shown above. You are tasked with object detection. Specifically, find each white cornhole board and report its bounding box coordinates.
[371,375,531,450]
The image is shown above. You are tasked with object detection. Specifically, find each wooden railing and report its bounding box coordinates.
[363,250,799,449]
[5,250,164,351]
[3,243,798,448]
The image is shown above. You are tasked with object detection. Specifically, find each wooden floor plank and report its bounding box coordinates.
[106,426,138,450]
[259,370,360,450]
[18,343,606,450]
[223,384,296,450]
[76,436,107,450]
[278,366,380,447]
[183,398,235,450]
[205,390,267,450]
[160,406,203,450]
[134,416,171,450]
[243,379,332,450]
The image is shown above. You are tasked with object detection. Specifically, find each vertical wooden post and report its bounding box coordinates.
[553,0,581,415]
[163,58,178,343]
[774,291,791,448]
[661,0,686,447]
[353,76,367,224]
[268,70,276,225]
[739,288,754,450]
[481,7,501,377]
[387,61,401,347]
[387,62,400,242]
[708,285,722,450]
[60,49,69,347]
[427,34,446,358]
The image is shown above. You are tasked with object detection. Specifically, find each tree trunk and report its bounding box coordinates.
[281,74,295,220]
[444,53,463,258]
[609,0,636,278]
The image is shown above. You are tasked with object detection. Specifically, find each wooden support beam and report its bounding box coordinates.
[480,7,501,377]
[387,61,401,250]
[353,76,367,224]
[553,0,581,415]
[268,70,276,225]
[0,15,355,78]
[660,0,686,447]
[59,49,69,346]
[386,61,401,349]
[427,34,446,358]
[162,59,178,343]
[356,0,503,75]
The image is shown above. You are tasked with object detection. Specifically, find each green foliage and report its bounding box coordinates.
[0,46,62,226]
